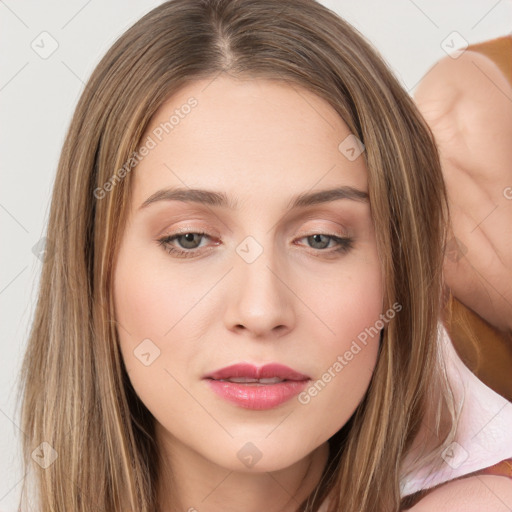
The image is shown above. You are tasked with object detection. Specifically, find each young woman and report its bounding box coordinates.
[15,0,511,510]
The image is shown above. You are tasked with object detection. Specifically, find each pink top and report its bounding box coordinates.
[399,322,512,496]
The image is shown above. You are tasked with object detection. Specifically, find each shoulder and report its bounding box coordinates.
[413,48,511,113]
[413,49,512,176]
[407,475,512,511]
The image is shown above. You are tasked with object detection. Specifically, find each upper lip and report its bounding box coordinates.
[204,363,310,381]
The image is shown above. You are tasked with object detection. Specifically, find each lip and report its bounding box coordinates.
[204,362,310,381]
[203,363,311,410]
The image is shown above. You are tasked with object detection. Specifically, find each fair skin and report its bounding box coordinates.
[113,75,384,512]
[414,50,512,333]
[409,475,512,511]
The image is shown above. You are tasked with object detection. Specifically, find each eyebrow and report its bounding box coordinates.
[139,185,369,211]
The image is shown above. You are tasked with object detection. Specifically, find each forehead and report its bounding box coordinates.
[132,75,368,210]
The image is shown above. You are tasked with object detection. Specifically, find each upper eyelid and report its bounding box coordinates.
[160,226,350,239]
[157,215,352,237]
[148,202,365,235]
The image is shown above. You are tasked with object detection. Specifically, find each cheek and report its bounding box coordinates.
[113,243,203,356]
[306,245,384,351]
[113,247,199,426]
[113,244,181,377]
[296,254,383,435]
[114,264,165,370]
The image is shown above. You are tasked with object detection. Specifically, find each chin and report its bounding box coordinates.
[203,436,319,474]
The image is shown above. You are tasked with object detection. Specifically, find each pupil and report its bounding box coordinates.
[310,234,328,249]
[181,233,199,248]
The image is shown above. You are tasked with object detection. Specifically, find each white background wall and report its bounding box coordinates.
[1,0,510,509]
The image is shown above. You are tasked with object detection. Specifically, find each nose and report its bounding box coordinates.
[223,237,296,339]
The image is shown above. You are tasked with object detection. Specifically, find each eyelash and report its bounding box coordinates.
[157,231,354,259]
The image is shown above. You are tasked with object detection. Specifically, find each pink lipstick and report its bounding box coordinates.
[203,363,310,410]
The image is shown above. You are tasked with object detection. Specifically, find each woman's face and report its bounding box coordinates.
[113,74,384,473]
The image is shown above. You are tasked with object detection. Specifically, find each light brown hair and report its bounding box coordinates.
[16,0,456,510]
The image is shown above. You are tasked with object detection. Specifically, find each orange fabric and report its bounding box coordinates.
[444,297,512,402]
[467,35,512,83]
[475,458,512,479]
[443,35,512,402]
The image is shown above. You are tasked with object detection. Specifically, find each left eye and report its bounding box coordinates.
[157,231,353,258]
[158,232,213,258]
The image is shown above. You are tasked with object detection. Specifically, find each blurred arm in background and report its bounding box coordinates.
[414,37,512,399]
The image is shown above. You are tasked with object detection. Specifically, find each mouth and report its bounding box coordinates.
[203,363,311,410]
[210,376,294,385]
[203,362,310,382]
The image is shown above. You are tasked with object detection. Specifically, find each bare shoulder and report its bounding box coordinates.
[407,475,512,512]
[412,49,512,179]
[413,49,512,131]
[413,49,511,107]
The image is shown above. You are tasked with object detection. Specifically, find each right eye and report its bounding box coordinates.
[158,231,217,258]
[294,233,354,256]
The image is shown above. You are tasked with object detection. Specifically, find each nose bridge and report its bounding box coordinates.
[226,232,295,336]
[236,233,284,302]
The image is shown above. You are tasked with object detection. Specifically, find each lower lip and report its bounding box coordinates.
[205,379,310,410]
